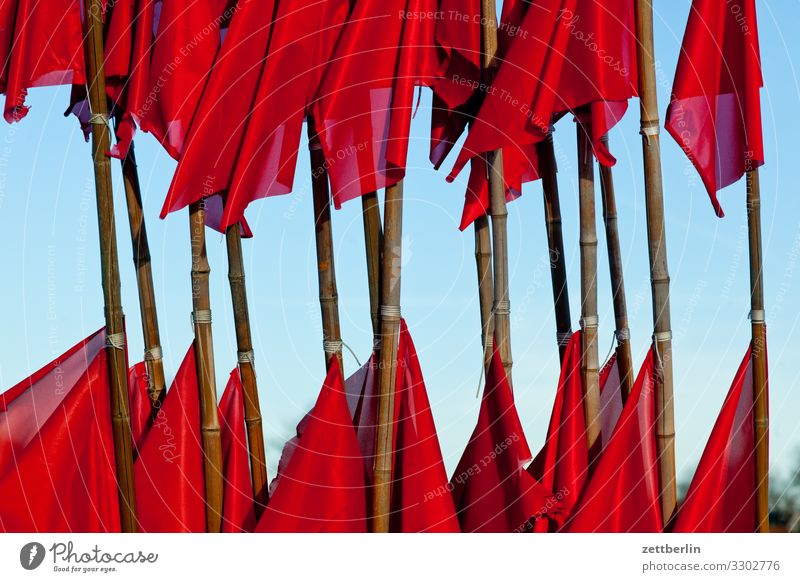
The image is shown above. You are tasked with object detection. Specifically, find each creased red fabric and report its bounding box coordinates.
[0,329,122,532]
[311,0,440,210]
[344,353,379,483]
[134,345,206,533]
[219,368,256,533]
[127,361,152,452]
[665,0,763,217]
[0,0,18,94]
[673,342,765,532]
[257,360,366,532]
[450,344,558,532]
[3,0,85,122]
[563,348,663,533]
[599,352,624,451]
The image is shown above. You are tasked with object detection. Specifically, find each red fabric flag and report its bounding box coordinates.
[310,0,440,210]
[563,348,663,533]
[128,361,152,452]
[218,368,256,533]
[0,330,122,532]
[134,345,206,533]
[0,0,18,94]
[161,0,277,226]
[451,345,559,533]
[257,360,367,532]
[222,0,349,226]
[344,353,379,483]
[665,0,764,217]
[3,0,85,122]
[599,352,624,451]
[673,343,765,532]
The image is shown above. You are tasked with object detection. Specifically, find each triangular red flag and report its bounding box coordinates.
[127,361,152,452]
[673,342,765,532]
[134,345,206,533]
[450,345,558,532]
[218,368,256,533]
[599,352,624,451]
[563,348,663,532]
[256,360,367,532]
[665,0,764,217]
[0,330,121,532]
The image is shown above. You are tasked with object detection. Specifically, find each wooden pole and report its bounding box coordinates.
[362,192,383,344]
[114,118,167,408]
[537,132,573,362]
[225,222,269,519]
[189,200,224,532]
[474,215,494,371]
[746,167,769,532]
[84,0,137,532]
[576,122,601,458]
[599,135,635,401]
[481,0,513,383]
[372,180,404,533]
[634,0,678,524]
[308,119,344,372]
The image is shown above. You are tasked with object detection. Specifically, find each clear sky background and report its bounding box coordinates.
[0,1,798,491]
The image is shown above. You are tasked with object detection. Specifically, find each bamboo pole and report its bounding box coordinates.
[307,119,344,372]
[481,0,513,383]
[114,116,167,408]
[474,215,494,371]
[362,192,383,343]
[634,0,677,524]
[372,180,404,533]
[225,221,269,519]
[599,135,635,401]
[576,122,601,458]
[189,200,224,532]
[746,167,769,532]
[84,0,137,532]
[537,132,572,362]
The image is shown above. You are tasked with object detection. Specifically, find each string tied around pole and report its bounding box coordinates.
[323,339,343,355]
[652,331,672,383]
[640,120,660,146]
[380,304,401,321]
[144,345,163,362]
[88,112,109,127]
[615,327,630,342]
[191,309,212,326]
[556,331,572,347]
[238,350,255,364]
[749,309,766,324]
[493,300,510,316]
[105,332,126,350]
[580,315,599,329]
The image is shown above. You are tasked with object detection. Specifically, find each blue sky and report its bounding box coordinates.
[0,1,798,489]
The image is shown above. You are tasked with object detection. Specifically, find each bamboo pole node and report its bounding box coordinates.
[557,332,572,347]
[322,339,343,354]
[237,350,255,364]
[144,345,163,361]
[105,332,126,350]
[615,327,631,342]
[749,310,766,323]
[319,294,338,304]
[380,304,401,320]
[191,309,213,325]
[580,315,599,329]
[493,300,510,315]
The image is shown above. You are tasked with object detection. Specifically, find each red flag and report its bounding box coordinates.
[256,360,367,532]
[134,345,206,533]
[0,330,121,532]
[599,352,624,450]
[450,345,559,532]
[0,0,18,93]
[218,368,256,533]
[673,343,765,532]
[528,331,587,530]
[128,361,152,451]
[310,0,440,210]
[665,0,764,217]
[161,0,277,226]
[563,348,663,533]
[344,353,379,483]
[3,0,85,122]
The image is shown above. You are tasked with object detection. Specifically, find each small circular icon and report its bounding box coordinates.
[20,542,46,570]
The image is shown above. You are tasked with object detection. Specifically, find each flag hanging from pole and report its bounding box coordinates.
[665,0,764,217]
[0,330,121,532]
[127,361,153,452]
[673,343,766,532]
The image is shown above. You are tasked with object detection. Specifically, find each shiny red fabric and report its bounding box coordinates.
[257,360,367,532]
[311,0,440,209]
[665,0,764,217]
[673,343,765,532]
[162,0,277,225]
[0,0,18,93]
[563,348,663,532]
[3,0,85,122]
[451,345,558,533]
[133,345,206,533]
[219,368,256,533]
[344,353,379,483]
[222,0,349,226]
[599,352,624,451]
[0,330,122,532]
[127,361,152,452]
[528,331,587,531]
